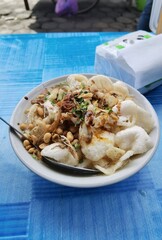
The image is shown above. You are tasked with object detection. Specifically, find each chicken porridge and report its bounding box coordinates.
[19,74,154,175]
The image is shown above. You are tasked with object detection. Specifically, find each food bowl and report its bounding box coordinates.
[10,74,160,188]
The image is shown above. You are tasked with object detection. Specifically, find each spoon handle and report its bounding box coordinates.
[0,117,100,175]
[0,117,26,139]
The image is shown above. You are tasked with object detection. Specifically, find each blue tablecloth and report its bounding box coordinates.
[0,32,162,240]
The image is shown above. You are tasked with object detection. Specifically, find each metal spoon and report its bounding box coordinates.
[0,117,99,175]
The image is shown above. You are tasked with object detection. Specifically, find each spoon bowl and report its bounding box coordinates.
[42,157,99,175]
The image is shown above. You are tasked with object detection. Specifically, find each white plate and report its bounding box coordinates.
[10,74,160,188]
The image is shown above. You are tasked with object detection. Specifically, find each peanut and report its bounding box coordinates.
[66,132,74,142]
[52,134,59,142]
[46,124,51,131]
[37,107,44,117]
[20,123,27,131]
[23,139,30,147]
[28,147,35,154]
[31,135,38,145]
[28,124,34,130]
[26,144,32,150]
[39,143,48,149]
[43,132,51,143]
[56,127,63,135]
[38,94,45,99]
[72,139,79,145]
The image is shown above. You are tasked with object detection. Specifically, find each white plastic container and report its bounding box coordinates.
[95,31,162,93]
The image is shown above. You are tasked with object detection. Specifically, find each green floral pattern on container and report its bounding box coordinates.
[144,34,152,39]
[115,45,125,49]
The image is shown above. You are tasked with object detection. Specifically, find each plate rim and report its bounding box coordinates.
[9,74,160,188]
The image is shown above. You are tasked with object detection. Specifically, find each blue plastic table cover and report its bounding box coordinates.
[0,32,162,240]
